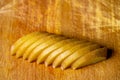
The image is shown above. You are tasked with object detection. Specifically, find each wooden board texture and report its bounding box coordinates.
[0,0,120,80]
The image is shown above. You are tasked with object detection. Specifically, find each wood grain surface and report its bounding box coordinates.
[0,0,120,80]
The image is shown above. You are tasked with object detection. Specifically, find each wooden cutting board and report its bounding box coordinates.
[0,0,120,80]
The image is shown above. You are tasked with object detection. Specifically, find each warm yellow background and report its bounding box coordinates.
[0,0,120,80]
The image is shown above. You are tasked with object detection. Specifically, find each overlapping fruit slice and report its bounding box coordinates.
[71,48,107,69]
[61,44,100,70]
[44,40,84,66]
[11,31,107,70]
[37,39,81,64]
[52,42,92,68]
[11,32,40,55]
[23,34,63,60]
[28,36,66,62]
[16,33,49,58]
